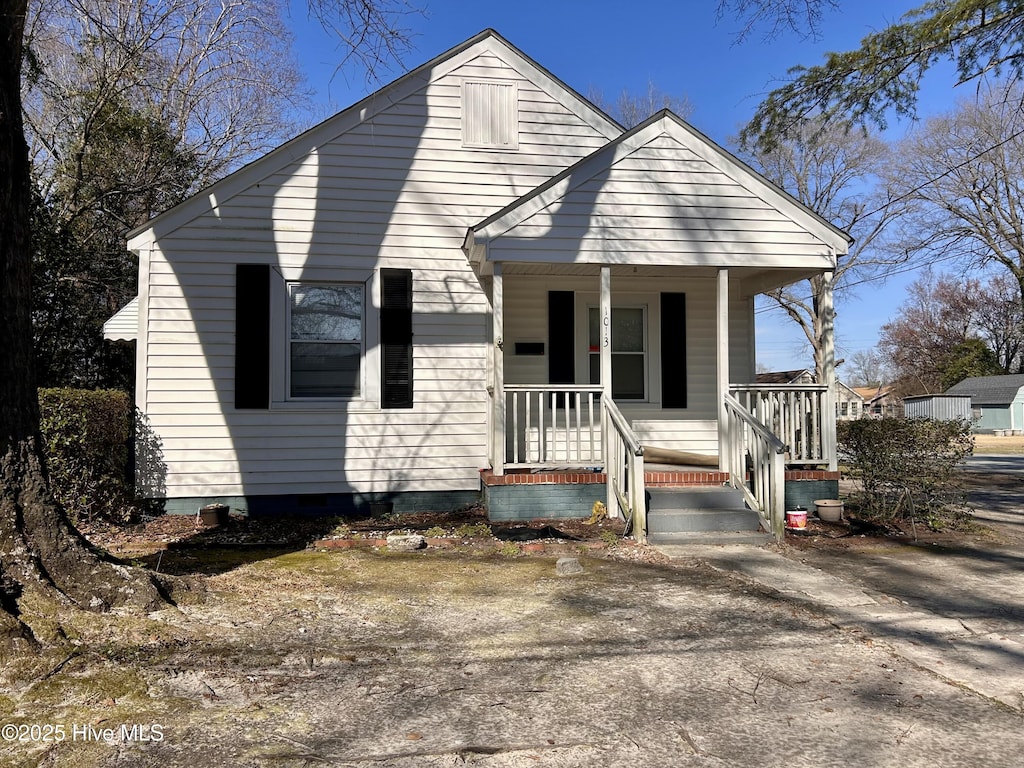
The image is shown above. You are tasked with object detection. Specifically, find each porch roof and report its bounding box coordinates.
[463,111,850,273]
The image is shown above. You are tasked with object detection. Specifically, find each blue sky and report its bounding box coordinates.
[289,0,968,373]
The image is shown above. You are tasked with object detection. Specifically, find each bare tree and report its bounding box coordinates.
[718,0,839,42]
[741,118,901,382]
[844,349,890,388]
[24,0,313,226]
[887,81,1024,322]
[1,0,416,649]
[587,80,693,127]
[878,269,1013,394]
[973,272,1024,373]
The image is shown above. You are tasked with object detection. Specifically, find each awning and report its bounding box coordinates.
[103,296,138,341]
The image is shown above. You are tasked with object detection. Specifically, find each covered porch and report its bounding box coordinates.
[461,111,850,541]
[478,263,839,542]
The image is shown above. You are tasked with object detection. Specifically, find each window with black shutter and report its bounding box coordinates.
[381,269,413,408]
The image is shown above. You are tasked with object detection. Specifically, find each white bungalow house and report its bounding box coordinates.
[107,30,848,541]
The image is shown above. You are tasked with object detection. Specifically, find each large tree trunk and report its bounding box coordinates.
[2,0,166,651]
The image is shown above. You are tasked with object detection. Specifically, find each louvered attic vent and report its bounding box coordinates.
[462,80,518,150]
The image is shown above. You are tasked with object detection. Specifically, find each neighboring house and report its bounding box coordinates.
[755,369,815,386]
[755,370,864,420]
[853,385,902,419]
[106,30,849,533]
[945,374,1024,432]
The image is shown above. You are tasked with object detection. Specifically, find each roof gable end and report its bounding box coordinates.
[467,110,851,256]
[128,29,623,250]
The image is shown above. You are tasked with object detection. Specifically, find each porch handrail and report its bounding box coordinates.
[723,393,786,541]
[729,383,835,468]
[603,397,647,543]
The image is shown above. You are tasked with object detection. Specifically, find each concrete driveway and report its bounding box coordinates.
[659,453,1024,714]
[964,453,1024,530]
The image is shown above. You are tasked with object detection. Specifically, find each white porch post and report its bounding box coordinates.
[716,268,731,476]
[820,269,838,471]
[600,267,619,518]
[492,263,505,476]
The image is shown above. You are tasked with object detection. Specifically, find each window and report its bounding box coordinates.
[839,402,848,417]
[588,306,646,399]
[288,283,363,398]
[462,80,518,149]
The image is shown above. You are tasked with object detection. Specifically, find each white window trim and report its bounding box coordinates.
[461,78,520,151]
[269,269,380,410]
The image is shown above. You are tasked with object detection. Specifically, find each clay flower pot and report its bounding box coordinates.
[814,499,844,522]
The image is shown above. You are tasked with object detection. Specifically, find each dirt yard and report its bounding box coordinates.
[4,452,1024,767]
[5,543,1024,768]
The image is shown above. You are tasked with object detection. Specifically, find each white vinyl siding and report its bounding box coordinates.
[134,44,614,501]
[500,273,753,456]
[485,134,836,268]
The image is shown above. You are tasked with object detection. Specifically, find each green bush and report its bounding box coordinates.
[837,418,974,523]
[38,388,135,524]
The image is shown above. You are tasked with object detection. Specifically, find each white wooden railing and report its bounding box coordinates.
[603,398,646,542]
[501,386,646,541]
[504,385,604,468]
[723,393,787,541]
[729,384,836,468]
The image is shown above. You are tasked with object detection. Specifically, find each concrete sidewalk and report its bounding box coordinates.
[655,543,1024,711]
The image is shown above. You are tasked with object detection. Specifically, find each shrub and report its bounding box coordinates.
[38,388,135,524]
[837,417,973,523]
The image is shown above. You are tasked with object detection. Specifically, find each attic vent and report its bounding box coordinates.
[462,80,518,150]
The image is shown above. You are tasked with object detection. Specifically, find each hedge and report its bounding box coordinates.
[837,417,973,522]
[38,388,135,524]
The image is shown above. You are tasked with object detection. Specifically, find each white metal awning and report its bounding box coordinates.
[103,296,138,341]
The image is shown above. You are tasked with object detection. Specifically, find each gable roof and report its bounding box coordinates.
[464,110,851,266]
[852,385,896,404]
[945,374,1024,404]
[127,29,623,250]
[755,369,813,384]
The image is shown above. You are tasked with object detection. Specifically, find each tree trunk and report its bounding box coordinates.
[2,0,166,651]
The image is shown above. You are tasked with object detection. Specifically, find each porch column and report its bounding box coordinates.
[492,263,505,476]
[600,267,618,518]
[716,268,730,476]
[600,267,612,401]
[820,270,838,471]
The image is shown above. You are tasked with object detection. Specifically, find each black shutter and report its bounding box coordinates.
[381,269,413,408]
[548,291,575,384]
[235,264,270,409]
[661,292,687,409]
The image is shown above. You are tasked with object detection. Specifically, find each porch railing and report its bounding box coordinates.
[501,386,646,541]
[723,393,786,541]
[729,384,836,468]
[603,397,646,543]
[503,385,604,468]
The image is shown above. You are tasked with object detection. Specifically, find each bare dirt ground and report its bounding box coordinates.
[3,448,1024,768]
[5,544,1024,768]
